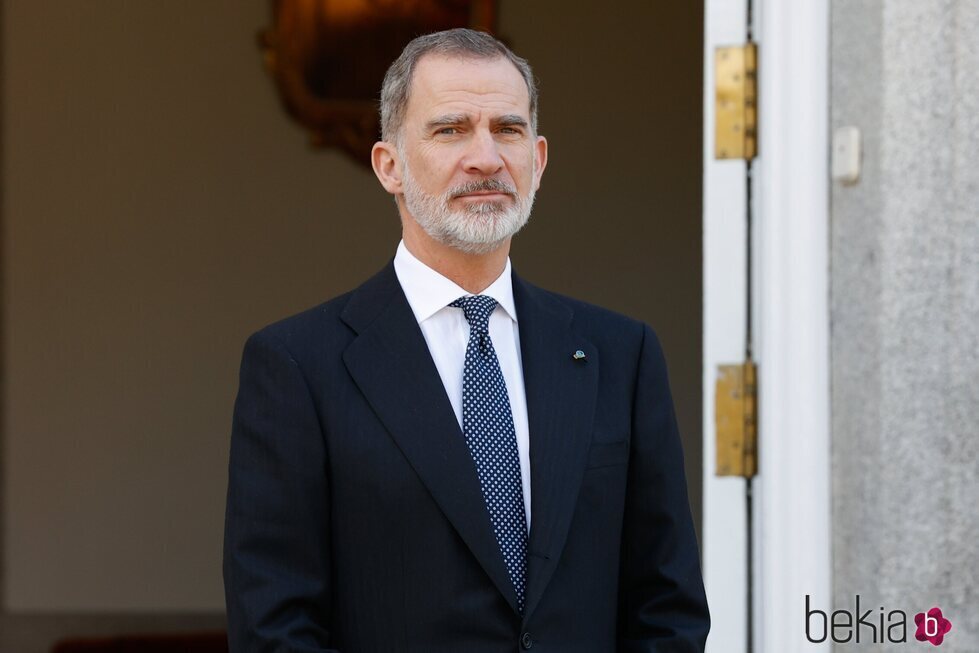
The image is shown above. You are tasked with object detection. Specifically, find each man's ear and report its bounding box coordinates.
[532,135,548,191]
[371,141,402,195]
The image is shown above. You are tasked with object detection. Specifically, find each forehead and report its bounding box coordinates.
[406,55,531,121]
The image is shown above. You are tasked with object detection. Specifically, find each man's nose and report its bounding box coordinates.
[462,130,504,175]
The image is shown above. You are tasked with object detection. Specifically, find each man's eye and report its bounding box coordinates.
[436,127,457,135]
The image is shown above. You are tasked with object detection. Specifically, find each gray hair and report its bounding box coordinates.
[379,28,538,143]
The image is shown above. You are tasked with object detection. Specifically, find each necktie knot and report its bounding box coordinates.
[450,294,498,334]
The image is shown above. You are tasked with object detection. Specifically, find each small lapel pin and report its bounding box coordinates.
[572,349,587,361]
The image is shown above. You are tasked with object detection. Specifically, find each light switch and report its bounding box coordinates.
[832,126,861,185]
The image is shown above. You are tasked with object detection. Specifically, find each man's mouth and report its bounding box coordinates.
[455,191,512,200]
[450,180,516,201]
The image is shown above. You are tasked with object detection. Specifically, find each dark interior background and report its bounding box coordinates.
[0,1,702,650]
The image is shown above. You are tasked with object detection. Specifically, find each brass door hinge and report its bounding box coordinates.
[714,43,757,160]
[715,360,757,477]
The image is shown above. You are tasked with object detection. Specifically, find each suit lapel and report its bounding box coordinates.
[513,273,600,623]
[340,263,521,613]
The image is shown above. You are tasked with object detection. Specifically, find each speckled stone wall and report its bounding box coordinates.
[830,1,979,650]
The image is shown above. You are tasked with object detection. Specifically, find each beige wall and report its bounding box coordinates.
[2,0,398,613]
[1,0,701,639]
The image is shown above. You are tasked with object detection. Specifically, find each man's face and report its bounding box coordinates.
[394,55,547,255]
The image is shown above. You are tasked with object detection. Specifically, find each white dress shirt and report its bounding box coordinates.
[393,240,531,531]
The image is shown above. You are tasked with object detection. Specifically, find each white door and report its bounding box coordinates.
[702,1,832,651]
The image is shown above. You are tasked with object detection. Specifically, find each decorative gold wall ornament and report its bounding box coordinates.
[259,0,496,168]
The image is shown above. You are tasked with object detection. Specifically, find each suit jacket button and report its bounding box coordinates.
[520,632,534,649]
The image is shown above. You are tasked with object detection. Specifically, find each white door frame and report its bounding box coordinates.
[702,2,750,651]
[702,1,832,651]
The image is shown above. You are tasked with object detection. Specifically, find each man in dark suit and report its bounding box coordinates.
[224,28,709,652]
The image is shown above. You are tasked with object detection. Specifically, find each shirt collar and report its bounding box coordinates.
[393,239,518,325]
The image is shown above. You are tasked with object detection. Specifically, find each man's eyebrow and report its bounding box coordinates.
[494,114,529,128]
[425,113,470,129]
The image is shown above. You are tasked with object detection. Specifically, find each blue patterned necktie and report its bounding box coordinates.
[449,294,528,613]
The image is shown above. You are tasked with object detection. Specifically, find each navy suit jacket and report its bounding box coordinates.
[223,262,709,652]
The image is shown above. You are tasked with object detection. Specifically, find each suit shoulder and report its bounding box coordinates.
[532,285,646,337]
[242,261,399,358]
[246,289,355,354]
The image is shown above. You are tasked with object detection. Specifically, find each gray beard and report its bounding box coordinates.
[400,158,536,255]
